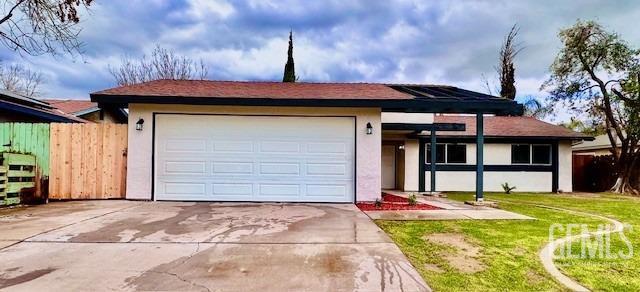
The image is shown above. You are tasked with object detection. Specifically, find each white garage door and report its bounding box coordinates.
[154,114,355,202]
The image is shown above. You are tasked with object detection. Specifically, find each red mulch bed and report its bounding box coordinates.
[381,193,409,203]
[357,193,441,211]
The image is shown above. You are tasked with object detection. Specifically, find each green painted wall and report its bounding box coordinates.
[0,123,50,176]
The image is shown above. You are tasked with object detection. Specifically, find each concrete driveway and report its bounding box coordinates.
[0,201,429,291]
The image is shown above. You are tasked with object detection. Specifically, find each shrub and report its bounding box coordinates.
[501,182,516,194]
[408,193,417,206]
[374,198,382,209]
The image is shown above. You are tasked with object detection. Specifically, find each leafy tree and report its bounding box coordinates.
[497,24,522,100]
[282,30,296,82]
[559,117,606,136]
[543,20,640,194]
[108,45,208,86]
[0,0,92,56]
[521,96,552,119]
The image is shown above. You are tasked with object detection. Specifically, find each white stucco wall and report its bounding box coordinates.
[558,140,573,192]
[381,112,434,124]
[403,139,420,191]
[425,171,553,192]
[127,104,382,201]
[400,140,573,193]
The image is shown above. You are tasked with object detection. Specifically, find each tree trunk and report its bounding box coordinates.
[610,156,640,195]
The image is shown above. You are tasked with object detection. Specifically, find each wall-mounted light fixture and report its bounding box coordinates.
[136,118,144,131]
[366,122,373,135]
[398,144,405,150]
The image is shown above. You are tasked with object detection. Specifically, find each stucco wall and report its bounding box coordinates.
[381,112,434,124]
[126,104,381,201]
[558,140,573,192]
[425,171,553,192]
[403,139,420,191]
[399,139,573,192]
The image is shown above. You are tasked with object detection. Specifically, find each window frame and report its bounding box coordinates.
[531,144,552,165]
[511,144,552,166]
[425,143,467,165]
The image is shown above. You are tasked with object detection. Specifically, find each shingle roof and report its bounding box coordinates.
[434,115,591,140]
[91,79,523,115]
[92,80,413,100]
[44,99,99,115]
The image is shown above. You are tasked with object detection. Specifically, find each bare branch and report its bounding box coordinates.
[0,0,92,56]
[108,44,210,86]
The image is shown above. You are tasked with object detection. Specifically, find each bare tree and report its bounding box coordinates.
[109,45,209,86]
[0,62,42,96]
[497,24,523,100]
[0,0,92,56]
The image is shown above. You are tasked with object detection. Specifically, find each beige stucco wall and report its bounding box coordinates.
[126,104,382,202]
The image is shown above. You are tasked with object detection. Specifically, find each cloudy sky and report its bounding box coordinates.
[3,0,640,121]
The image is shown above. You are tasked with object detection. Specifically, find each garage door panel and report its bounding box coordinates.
[164,139,207,152]
[259,184,300,196]
[212,162,253,174]
[212,183,253,197]
[260,141,301,153]
[164,161,206,174]
[306,163,348,176]
[306,184,348,197]
[155,115,355,202]
[259,163,300,175]
[162,182,206,196]
[213,141,253,152]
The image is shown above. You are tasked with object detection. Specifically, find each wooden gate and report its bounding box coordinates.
[49,123,127,199]
[0,123,50,200]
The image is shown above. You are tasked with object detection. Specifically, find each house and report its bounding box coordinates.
[0,89,82,123]
[91,80,535,203]
[44,99,128,123]
[572,133,622,156]
[382,114,591,193]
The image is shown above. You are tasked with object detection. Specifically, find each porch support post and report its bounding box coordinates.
[475,112,484,202]
[430,129,437,193]
[418,138,426,192]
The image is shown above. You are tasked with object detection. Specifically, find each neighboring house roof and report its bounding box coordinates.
[572,133,622,151]
[0,90,84,123]
[91,80,523,115]
[44,99,100,116]
[433,115,592,140]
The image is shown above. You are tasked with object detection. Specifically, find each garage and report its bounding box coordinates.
[154,114,356,202]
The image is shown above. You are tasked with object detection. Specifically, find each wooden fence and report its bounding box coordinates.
[0,123,50,200]
[49,123,127,199]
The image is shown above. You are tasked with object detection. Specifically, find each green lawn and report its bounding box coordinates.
[376,192,640,291]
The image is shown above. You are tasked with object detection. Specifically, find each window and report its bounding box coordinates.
[447,144,467,163]
[532,145,552,164]
[511,144,530,164]
[511,144,552,165]
[426,144,445,163]
[426,144,466,164]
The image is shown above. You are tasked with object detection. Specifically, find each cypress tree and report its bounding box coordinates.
[282,31,296,82]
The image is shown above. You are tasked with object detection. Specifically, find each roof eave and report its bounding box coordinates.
[91,94,523,115]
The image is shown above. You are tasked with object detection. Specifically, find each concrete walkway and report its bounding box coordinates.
[364,191,533,221]
[0,201,429,292]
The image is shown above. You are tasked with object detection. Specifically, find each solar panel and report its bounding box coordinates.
[387,85,500,100]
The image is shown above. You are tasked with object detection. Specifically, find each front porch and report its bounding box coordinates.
[381,112,488,201]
